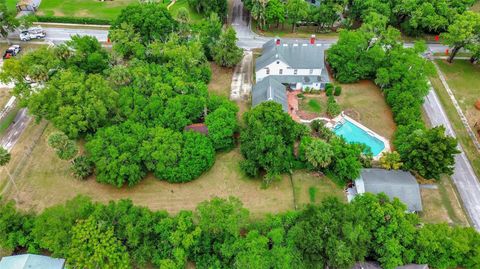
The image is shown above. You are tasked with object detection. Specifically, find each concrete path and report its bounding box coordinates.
[432,61,480,153]
[423,86,480,230]
[230,51,253,100]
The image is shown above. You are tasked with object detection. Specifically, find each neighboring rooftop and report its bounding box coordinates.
[255,38,327,70]
[252,77,288,112]
[185,123,208,135]
[0,254,65,269]
[354,168,423,212]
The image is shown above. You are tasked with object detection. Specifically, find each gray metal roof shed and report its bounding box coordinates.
[0,254,65,269]
[354,168,423,212]
[252,77,288,112]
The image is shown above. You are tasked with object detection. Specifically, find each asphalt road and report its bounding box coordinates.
[0,108,31,151]
[423,88,480,230]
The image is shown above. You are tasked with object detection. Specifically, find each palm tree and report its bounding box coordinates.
[0,146,19,197]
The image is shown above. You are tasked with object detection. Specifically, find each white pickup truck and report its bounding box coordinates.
[19,27,47,41]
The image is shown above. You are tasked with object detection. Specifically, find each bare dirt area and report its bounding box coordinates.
[208,62,235,98]
[0,88,11,108]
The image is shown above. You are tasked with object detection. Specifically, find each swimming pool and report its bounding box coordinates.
[333,120,386,156]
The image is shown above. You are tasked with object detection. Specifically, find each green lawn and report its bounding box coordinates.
[35,0,203,22]
[5,0,17,11]
[430,60,480,177]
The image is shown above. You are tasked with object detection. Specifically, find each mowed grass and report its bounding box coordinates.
[430,60,480,177]
[37,0,145,20]
[337,80,396,140]
[5,0,16,11]
[299,95,327,115]
[292,171,345,209]
[419,176,469,226]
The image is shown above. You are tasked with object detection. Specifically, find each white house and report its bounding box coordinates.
[255,37,330,91]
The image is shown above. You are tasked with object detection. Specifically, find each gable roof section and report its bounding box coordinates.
[256,39,326,70]
[0,254,65,269]
[356,168,423,212]
[252,77,288,112]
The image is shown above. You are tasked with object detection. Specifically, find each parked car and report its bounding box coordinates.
[2,45,21,59]
[19,26,46,41]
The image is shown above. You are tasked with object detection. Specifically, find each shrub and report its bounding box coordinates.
[327,96,341,117]
[48,132,78,160]
[297,93,305,99]
[70,156,94,180]
[334,85,342,96]
[35,15,111,25]
[308,187,317,203]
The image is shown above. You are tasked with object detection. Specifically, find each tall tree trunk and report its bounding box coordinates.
[448,46,461,63]
[292,23,296,32]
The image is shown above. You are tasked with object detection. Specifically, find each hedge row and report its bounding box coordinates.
[35,15,111,25]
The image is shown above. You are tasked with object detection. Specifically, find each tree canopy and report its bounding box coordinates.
[1,194,479,269]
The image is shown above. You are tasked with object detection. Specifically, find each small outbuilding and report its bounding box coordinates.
[184,123,208,135]
[252,77,288,112]
[347,168,423,212]
[0,254,65,269]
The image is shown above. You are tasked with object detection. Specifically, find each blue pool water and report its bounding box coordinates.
[333,120,385,156]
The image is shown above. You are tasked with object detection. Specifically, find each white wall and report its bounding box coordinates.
[256,60,322,82]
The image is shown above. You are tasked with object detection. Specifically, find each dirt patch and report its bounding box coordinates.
[208,62,234,97]
[420,188,451,224]
[292,170,345,210]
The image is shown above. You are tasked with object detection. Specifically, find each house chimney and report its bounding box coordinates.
[276,38,281,46]
[310,35,316,45]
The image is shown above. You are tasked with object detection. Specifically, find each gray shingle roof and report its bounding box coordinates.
[0,254,65,269]
[356,168,423,212]
[256,39,327,70]
[252,77,288,112]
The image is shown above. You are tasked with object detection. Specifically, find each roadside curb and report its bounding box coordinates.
[33,22,110,28]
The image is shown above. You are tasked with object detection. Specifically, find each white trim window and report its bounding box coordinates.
[266,68,270,75]
[309,69,313,74]
[294,69,298,75]
[279,69,283,75]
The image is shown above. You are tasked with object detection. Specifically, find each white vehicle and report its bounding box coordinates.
[19,27,47,41]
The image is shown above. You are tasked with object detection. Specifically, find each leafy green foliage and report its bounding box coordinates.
[47,132,78,160]
[326,96,341,117]
[0,146,11,166]
[205,100,239,151]
[302,138,334,169]
[194,13,222,60]
[240,102,306,179]
[67,216,131,269]
[70,155,94,179]
[441,11,480,62]
[334,85,342,96]
[1,194,480,268]
[328,137,363,184]
[64,35,109,74]
[0,199,34,252]
[111,3,178,44]
[188,0,228,19]
[379,151,403,170]
[212,27,243,68]
[285,0,309,32]
[85,121,148,187]
[28,70,118,138]
[0,0,19,40]
[396,126,460,180]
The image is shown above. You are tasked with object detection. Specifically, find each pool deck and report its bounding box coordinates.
[334,113,391,160]
[300,112,391,160]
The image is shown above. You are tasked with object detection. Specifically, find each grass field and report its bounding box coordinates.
[299,95,327,115]
[419,176,469,226]
[5,0,16,11]
[36,0,141,20]
[35,0,202,22]
[337,80,396,140]
[292,170,345,209]
[472,0,480,12]
[430,60,480,177]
